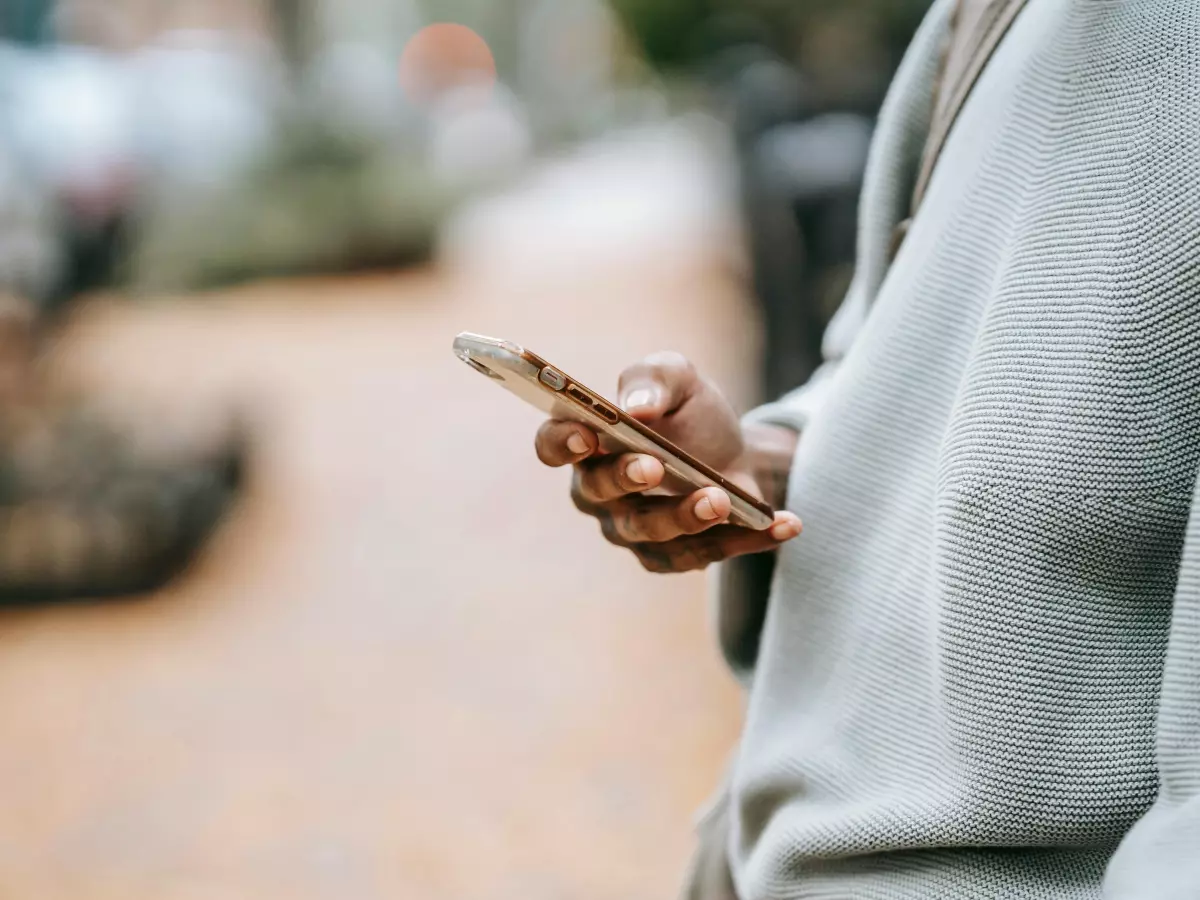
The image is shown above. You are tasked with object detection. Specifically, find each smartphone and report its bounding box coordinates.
[453,332,775,531]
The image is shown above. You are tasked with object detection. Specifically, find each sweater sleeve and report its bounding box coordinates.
[1103,479,1200,899]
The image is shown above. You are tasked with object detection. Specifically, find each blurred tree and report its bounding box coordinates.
[611,0,930,84]
[269,0,312,74]
[607,0,709,69]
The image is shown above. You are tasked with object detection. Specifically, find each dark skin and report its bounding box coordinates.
[535,352,802,574]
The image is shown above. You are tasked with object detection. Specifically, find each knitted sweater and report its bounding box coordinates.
[714,1,1200,897]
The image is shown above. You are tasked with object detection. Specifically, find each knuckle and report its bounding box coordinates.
[671,546,699,571]
[599,516,623,546]
[663,539,723,572]
[634,547,671,574]
[642,514,675,543]
[615,514,640,544]
[607,508,635,543]
[638,554,667,574]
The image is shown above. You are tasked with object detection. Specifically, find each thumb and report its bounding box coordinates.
[617,352,699,422]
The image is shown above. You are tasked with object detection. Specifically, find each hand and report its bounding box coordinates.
[534,352,802,574]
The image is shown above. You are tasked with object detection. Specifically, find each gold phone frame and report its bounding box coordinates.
[453,332,775,531]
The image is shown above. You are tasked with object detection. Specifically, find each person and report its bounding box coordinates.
[532,0,1200,897]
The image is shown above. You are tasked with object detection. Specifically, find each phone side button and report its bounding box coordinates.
[592,403,619,424]
[540,367,567,391]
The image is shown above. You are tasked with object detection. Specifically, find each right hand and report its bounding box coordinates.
[534,352,802,574]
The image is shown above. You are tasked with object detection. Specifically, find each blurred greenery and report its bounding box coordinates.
[610,0,931,74]
[127,123,460,292]
[65,0,935,294]
[608,0,709,69]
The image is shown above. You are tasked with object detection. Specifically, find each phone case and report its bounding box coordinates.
[453,333,775,531]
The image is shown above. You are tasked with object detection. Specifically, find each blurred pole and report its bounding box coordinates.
[270,0,312,77]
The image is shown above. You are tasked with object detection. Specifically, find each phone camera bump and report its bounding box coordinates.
[457,350,504,380]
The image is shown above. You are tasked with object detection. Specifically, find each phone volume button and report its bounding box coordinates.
[593,403,619,424]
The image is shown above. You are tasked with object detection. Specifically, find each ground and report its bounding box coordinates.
[0,153,761,898]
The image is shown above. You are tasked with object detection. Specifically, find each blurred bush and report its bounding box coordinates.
[128,120,457,291]
[0,0,678,295]
[612,0,931,103]
[0,0,933,297]
[0,402,242,604]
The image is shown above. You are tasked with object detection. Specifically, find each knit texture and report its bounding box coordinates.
[720,1,1200,898]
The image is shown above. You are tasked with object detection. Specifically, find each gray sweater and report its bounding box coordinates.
[714,1,1200,897]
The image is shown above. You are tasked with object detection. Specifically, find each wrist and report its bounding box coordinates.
[739,423,799,510]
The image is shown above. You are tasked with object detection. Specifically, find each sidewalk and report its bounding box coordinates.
[0,127,759,900]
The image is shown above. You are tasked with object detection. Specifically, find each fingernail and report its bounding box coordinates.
[695,495,720,521]
[566,433,589,455]
[770,517,802,541]
[626,457,648,485]
[624,388,661,411]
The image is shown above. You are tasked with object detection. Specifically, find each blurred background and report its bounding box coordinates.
[0,1,928,897]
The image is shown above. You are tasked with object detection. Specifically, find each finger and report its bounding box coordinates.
[617,351,700,421]
[617,352,744,468]
[609,488,732,544]
[575,453,665,504]
[634,513,803,574]
[597,510,632,548]
[535,420,598,468]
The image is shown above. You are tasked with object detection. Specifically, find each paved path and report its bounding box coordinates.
[0,163,762,899]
